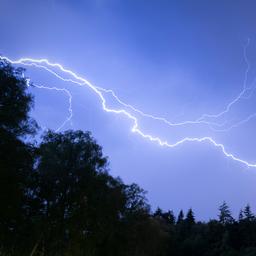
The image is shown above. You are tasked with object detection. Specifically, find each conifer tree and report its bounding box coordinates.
[177,210,184,224]
[218,202,234,225]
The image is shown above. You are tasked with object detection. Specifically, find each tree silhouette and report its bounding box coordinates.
[35,130,124,255]
[177,210,184,224]
[239,209,244,222]
[0,60,37,136]
[185,208,195,225]
[0,60,37,255]
[218,202,234,225]
[243,204,254,222]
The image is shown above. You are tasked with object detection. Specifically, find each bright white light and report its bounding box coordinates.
[1,53,256,168]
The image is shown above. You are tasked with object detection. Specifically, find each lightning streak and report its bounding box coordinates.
[32,84,73,132]
[1,55,256,168]
[196,38,252,121]
[215,113,256,132]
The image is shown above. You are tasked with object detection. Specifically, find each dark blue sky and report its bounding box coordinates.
[1,0,256,219]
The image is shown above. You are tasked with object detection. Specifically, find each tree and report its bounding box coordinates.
[34,130,154,256]
[243,204,254,222]
[154,207,163,218]
[0,60,37,255]
[124,183,149,214]
[238,209,244,222]
[185,208,195,225]
[218,202,234,225]
[0,60,37,136]
[177,210,184,224]
[162,210,176,225]
[35,130,124,255]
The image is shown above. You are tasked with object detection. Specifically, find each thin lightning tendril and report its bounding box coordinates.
[197,38,251,121]
[32,84,73,132]
[23,74,73,131]
[1,50,256,168]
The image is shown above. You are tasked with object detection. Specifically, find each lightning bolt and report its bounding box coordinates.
[1,52,256,168]
[32,84,73,132]
[196,38,251,122]
[22,73,73,131]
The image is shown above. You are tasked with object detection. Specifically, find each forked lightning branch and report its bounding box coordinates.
[1,45,256,168]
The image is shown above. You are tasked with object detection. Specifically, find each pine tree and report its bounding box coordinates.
[166,210,176,225]
[177,210,184,224]
[185,208,195,225]
[162,210,175,225]
[238,209,244,222]
[218,202,234,225]
[154,207,163,218]
[243,204,254,221]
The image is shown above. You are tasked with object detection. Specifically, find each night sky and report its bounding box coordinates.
[1,0,256,220]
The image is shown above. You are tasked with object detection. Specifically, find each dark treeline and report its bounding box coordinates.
[1,60,256,256]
